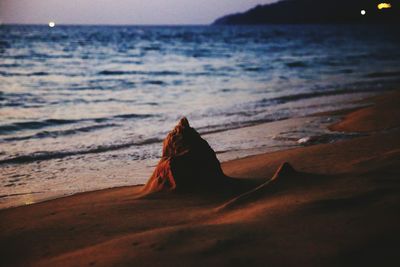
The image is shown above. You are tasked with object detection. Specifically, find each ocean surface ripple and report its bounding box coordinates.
[1,25,399,208]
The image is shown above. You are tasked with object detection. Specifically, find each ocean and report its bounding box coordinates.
[1,25,400,208]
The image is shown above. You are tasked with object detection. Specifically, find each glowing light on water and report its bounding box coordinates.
[377,3,392,9]
[360,10,366,15]
[48,21,55,27]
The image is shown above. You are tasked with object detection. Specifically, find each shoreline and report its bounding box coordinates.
[1,89,399,266]
[0,90,378,210]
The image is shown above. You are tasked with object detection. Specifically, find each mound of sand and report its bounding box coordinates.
[217,162,299,211]
[142,117,228,194]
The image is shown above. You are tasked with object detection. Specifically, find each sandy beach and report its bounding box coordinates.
[1,90,400,267]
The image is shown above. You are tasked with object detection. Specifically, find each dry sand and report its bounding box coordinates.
[1,91,400,267]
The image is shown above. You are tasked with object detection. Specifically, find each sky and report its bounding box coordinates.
[0,0,277,25]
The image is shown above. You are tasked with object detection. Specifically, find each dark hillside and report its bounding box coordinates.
[213,0,399,24]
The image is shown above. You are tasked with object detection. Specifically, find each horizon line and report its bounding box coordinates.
[0,22,215,27]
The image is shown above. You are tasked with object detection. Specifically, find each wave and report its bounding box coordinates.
[0,40,11,48]
[0,113,155,134]
[0,137,162,165]
[1,123,118,142]
[30,71,49,76]
[113,113,154,119]
[0,119,77,134]
[0,71,50,77]
[243,66,263,72]
[0,63,21,68]
[296,132,365,146]
[255,86,390,107]
[48,98,136,106]
[0,71,95,78]
[0,71,86,77]
[143,80,165,85]
[142,46,161,51]
[98,70,135,75]
[98,70,180,76]
[286,61,308,68]
[0,91,44,107]
[365,71,400,78]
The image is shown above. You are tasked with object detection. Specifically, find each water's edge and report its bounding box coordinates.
[0,91,376,210]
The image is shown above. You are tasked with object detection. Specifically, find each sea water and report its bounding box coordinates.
[1,25,399,208]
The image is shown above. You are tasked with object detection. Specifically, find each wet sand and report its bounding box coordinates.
[1,90,400,267]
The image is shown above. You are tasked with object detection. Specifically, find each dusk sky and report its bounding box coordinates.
[0,0,276,25]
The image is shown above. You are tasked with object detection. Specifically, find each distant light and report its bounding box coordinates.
[361,10,366,15]
[48,21,55,28]
[378,3,392,10]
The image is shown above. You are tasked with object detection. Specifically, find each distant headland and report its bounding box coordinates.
[213,0,399,25]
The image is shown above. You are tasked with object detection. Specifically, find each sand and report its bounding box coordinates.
[1,91,400,267]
